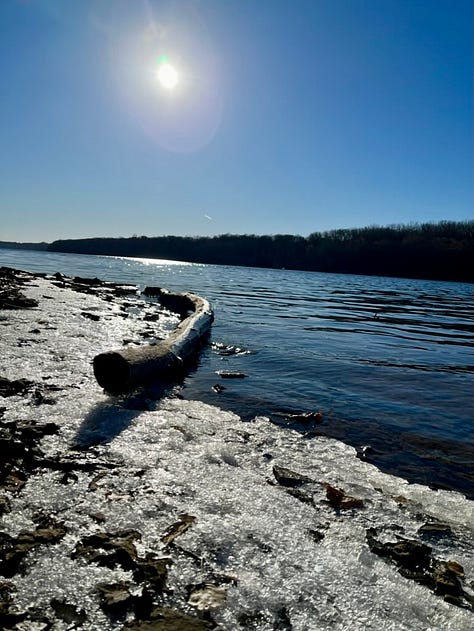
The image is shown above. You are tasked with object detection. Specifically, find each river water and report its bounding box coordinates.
[1,247,473,499]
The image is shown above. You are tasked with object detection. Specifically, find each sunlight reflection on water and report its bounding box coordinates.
[115,255,198,266]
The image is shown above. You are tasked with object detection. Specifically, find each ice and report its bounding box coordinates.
[1,273,473,630]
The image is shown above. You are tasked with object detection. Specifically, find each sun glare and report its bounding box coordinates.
[157,61,179,90]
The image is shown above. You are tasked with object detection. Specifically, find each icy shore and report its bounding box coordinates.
[1,268,473,631]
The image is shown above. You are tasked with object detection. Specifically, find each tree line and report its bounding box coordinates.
[47,221,473,282]
[0,241,48,251]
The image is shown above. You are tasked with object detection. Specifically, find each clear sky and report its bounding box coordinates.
[0,0,472,242]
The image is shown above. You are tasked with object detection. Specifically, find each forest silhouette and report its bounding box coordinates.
[48,221,473,282]
[4,221,472,283]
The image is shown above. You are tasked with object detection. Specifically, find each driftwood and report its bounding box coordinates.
[93,289,213,394]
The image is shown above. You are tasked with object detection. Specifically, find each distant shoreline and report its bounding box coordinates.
[2,220,473,283]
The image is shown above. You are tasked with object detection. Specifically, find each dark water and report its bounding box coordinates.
[1,248,473,498]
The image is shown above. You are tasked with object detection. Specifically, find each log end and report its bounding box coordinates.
[93,351,131,395]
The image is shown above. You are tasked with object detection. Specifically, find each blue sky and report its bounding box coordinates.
[0,0,472,242]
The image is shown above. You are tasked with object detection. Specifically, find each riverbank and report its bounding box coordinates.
[1,267,474,630]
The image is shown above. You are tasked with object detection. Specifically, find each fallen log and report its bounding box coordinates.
[93,289,213,394]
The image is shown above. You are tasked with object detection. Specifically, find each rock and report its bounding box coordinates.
[0,495,11,515]
[113,285,138,297]
[275,411,323,425]
[274,606,292,631]
[122,606,223,630]
[73,530,171,594]
[418,522,453,538]
[13,420,59,439]
[72,530,141,571]
[237,611,268,628]
[142,286,163,297]
[237,608,291,631]
[307,529,325,544]
[1,470,28,494]
[9,614,50,630]
[59,471,78,485]
[97,581,153,617]
[31,386,57,406]
[0,516,66,577]
[187,583,226,611]
[0,580,16,619]
[0,379,61,405]
[323,484,364,510]
[0,419,60,496]
[81,311,101,321]
[88,471,109,491]
[356,445,375,461]
[432,560,464,599]
[272,465,313,488]
[365,527,473,609]
[50,598,87,625]
[0,289,38,310]
[35,454,118,473]
[0,268,39,309]
[0,377,33,397]
[366,528,431,579]
[284,488,315,505]
[216,371,247,379]
[445,560,465,577]
[245,533,272,554]
[0,421,58,504]
[72,276,103,286]
[140,330,158,339]
[89,512,106,524]
[161,514,196,547]
[134,553,171,592]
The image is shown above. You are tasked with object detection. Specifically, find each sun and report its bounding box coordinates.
[157,61,179,90]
